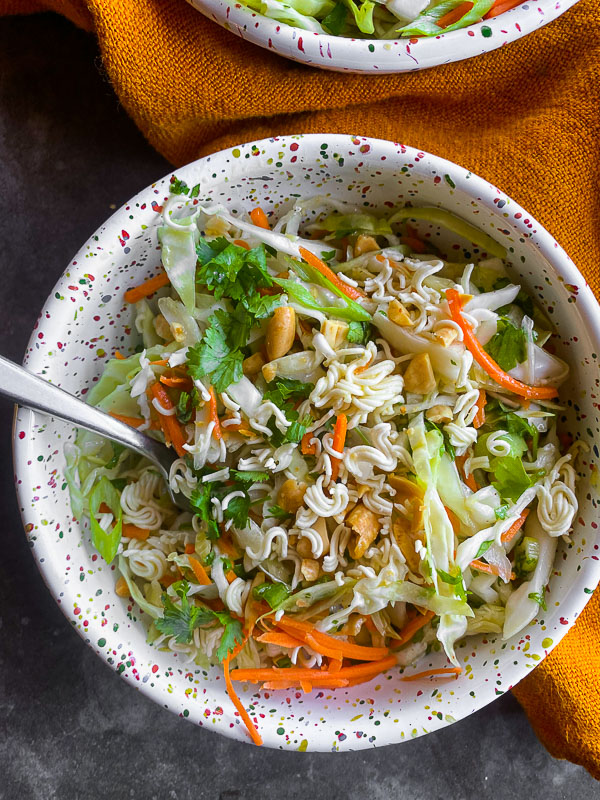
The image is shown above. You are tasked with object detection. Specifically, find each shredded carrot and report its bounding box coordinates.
[456,453,479,493]
[355,353,374,375]
[437,0,473,27]
[115,576,130,597]
[276,617,389,662]
[485,0,522,18]
[446,289,558,400]
[114,350,126,360]
[233,238,251,250]
[303,633,343,661]
[226,570,237,584]
[301,431,317,456]
[160,374,193,390]
[392,610,435,650]
[149,382,188,457]
[188,555,212,586]
[500,509,530,543]
[469,559,515,580]
[444,506,461,535]
[330,413,348,483]
[160,575,178,588]
[208,385,222,440]
[223,653,263,746]
[109,412,145,428]
[256,631,305,648]
[184,543,195,555]
[298,246,364,301]
[231,655,397,685]
[473,389,487,429]
[149,359,169,366]
[218,530,240,559]
[124,271,170,304]
[250,207,270,230]
[401,666,462,681]
[401,236,428,254]
[122,524,149,541]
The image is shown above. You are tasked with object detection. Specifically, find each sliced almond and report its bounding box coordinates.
[346,503,381,560]
[261,361,277,383]
[403,352,436,395]
[434,326,459,347]
[354,234,379,256]
[321,319,349,350]
[425,404,454,424]
[388,298,413,327]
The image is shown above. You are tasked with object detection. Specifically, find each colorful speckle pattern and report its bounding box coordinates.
[185,0,580,73]
[13,135,600,750]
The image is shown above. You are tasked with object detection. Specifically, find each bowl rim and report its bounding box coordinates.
[186,0,581,74]
[13,133,600,750]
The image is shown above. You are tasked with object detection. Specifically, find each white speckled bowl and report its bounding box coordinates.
[14,134,600,751]
[186,0,579,73]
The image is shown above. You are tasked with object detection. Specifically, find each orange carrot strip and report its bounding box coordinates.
[256,632,306,648]
[226,570,237,584]
[401,236,428,254]
[115,576,130,597]
[444,506,461,536]
[109,412,145,428]
[298,246,363,301]
[149,359,169,366]
[231,655,397,684]
[184,543,195,555]
[276,617,389,662]
[160,375,193,390]
[233,238,251,250]
[223,653,263,746]
[485,0,522,18]
[304,633,344,661]
[149,382,188,458]
[330,413,348,483]
[124,271,170,304]
[437,0,473,27]
[447,289,558,400]
[456,453,479,493]
[500,509,530,543]
[470,559,500,576]
[473,389,487,429]
[114,350,126,360]
[392,610,435,650]
[301,431,317,456]
[401,667,462,682]
[122,524,149,541]
[250,207,270,230]
[188,555,212,586]
[208,385,222,440]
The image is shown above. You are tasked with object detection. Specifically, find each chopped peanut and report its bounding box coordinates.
[243,352,265,377]
[321,319,349,350]
[340,613,365,636]
[346,503,381,560]
[300,558,320,582]
[261,361,277,383]
[392,502,425,574]
[296,537,314,559]
[354,234,379,256]
[266,306,296,361]
[277,479,307,514]
[388,298,413,327]
[425,404,454,424]
[403,352,436,395]
[153,314,173,341]
[434,326,459,347]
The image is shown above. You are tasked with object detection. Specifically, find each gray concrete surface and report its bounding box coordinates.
[0,13,598,800]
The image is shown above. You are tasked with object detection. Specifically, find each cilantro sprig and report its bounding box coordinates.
[155,580,243,660]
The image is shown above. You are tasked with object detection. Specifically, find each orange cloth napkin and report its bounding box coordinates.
[3,0,600,777]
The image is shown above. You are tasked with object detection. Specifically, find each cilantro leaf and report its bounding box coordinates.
[230,469,270,483]
[176,388,198,425]
[474,540,494,559]
[484,318,528,371]
[187,311,244,392]
[425,419,455,460]
[264,377,314,405]
[196,239,272,301]
[267,504,294,521]
[155,581,216,643]
[215,615,244,662]
[346,321,371,345]
[490,455,539,502]
[222,494,252,530]
[493,277,535,318]
[253,581,291,610]
[285,415,312,444]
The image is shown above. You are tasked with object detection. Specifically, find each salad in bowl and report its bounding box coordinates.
[65,180,580,745]
[15,136,599,750]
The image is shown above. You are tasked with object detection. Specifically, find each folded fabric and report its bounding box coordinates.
[2,0,600,779]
